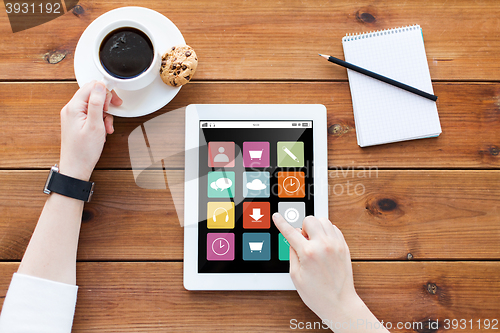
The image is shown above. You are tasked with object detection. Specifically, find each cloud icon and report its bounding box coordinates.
[246,179,267,191]
[211,177,233,191]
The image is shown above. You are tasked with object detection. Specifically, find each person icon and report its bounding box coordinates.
[214,146,229,163]
[208,142,235,168]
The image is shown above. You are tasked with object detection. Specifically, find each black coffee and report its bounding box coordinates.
[99,27,154,79]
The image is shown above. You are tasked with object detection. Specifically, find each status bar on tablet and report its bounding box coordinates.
[200,121,312,129]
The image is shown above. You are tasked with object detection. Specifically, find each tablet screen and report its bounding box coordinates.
[198,120,314,273]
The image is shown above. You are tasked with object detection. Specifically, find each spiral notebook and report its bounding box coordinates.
[342,25,441,147]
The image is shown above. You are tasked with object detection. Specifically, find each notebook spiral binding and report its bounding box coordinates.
[342,24,421,43]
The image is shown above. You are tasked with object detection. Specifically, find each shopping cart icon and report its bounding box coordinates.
[248,150,264,160]
[248,241,264,252]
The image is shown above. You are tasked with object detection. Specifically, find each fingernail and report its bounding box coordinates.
[94,83,105,93]
[272,212,280,220]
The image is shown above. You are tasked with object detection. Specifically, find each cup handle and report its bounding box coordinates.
[100,77,115,91]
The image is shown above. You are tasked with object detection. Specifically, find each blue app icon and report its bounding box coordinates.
[242,233,271,261]
[243,172,270,198]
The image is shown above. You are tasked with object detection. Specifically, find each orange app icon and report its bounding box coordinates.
[278,172,305,198]
[243,202,270,229]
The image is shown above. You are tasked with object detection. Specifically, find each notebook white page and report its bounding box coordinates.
[342,25,441,147]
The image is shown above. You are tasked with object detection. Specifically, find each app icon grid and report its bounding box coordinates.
[204,138,309,264]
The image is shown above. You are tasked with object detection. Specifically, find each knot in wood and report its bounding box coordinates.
[355,10,376,24]
[365,196,403,221]
[377,198,397,211]
[427,283,438,295]
[328,124,343,135]
[489,145,499,156]
[72,5,84,16]
[45,50,67,64]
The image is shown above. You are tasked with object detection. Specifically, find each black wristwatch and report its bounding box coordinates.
[43,165,95,202]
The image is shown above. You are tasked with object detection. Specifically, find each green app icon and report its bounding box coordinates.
[208,171,235,198]
[277,142,304,167]
[278,233,290,261]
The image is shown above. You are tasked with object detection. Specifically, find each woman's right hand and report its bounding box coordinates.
[272,214,359,320]
[272,214,388,332]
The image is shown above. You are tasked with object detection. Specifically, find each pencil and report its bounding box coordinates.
[319,54,438,102]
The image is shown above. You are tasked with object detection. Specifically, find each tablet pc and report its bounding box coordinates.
[184,104,328,290]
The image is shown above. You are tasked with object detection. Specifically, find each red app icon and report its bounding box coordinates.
[208,142,235,168]
[243,202,270,229]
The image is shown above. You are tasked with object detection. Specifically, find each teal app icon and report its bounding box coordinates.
[278,233,290,261]
[208,171,235,198]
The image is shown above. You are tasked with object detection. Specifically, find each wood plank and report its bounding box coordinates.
[0,262,498,332]
[0,82,499,169]
[0,170,498,261]
[0,0,499,81]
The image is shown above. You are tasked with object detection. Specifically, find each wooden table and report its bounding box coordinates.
[1,0,499,331]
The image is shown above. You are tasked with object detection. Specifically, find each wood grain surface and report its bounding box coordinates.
[0,82,499,169]
[0,0,499,81]
[0,261,498,332]
[1,170,498,261]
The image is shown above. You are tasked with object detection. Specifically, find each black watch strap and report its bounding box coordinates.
[44,165,94,202]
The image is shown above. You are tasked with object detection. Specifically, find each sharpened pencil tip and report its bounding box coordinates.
[318,54,329,60]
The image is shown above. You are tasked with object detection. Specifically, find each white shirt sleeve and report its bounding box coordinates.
[0,273,78,333]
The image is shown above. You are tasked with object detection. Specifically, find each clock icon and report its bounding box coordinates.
[283,176,300,194]
[211,237,230,256]
[278,172,305,198]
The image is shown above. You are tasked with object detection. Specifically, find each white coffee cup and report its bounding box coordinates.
[93,20,160,91]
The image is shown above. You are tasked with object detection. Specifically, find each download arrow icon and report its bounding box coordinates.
[250,208,264,222]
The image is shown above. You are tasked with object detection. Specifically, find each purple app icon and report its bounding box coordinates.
[243,142,270,168]
[207,233,235,261]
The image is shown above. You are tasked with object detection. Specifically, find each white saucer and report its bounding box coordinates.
[74,7,185,117]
